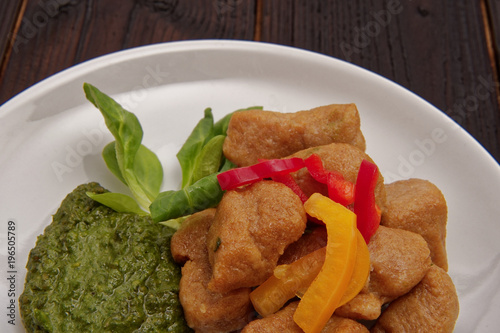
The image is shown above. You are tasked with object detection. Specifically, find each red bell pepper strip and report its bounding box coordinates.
[304,154,354,206]
[353,159,381,244]
[272,173,309,203]
[327,173,355,207]
[217,158,305,191]
[304,154,329,183]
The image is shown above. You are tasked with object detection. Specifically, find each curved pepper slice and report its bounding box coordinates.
[271,173,309,203]
[295,229,370,308]
[294,193,358,333]
[250,247,325,317]
[250,227,370,318]
[304,154,329,183]
[353,159,381,244]
[327,172,355,207]
[337,229,370,307]
[217,158,305,191]
[304,154,354,206]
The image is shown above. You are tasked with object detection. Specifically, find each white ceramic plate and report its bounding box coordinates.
[1,40,499,332]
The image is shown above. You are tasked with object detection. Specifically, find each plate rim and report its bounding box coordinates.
[1,39,498,170]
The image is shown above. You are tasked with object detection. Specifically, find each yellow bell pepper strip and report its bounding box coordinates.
[294,229,370,308]
[250,227,370,318]
[294,193,358,333]
[216,157,305,190]
[337,228,370,307]
[353,159,381,244]
[250,247,325,317]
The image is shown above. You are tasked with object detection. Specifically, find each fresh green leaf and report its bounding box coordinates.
[159,215,190,230]
[102,142,162,201]
[83,83,163,209]
[84,83,143,167]
[133,145,164,200]
[85,88,256,220]
[213,112,233,137]
[86,192,148,215]
[102,142,126,184]
[219,157,237,172]
[237,106,264,111]
[176,108,215,188]
[191,135,225,184]
[150,173,224,222]
[84,83,145,203]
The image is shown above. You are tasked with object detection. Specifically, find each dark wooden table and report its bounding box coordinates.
[1,0,499,163]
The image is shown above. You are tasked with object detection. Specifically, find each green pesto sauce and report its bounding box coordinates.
[20,183,192,333]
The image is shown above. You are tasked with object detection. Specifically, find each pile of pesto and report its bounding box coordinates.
[19,182,191,332]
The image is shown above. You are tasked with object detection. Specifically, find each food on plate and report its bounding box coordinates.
[206,180,307,292]
[277,224,328,265]
[292,194,363,332]
[171,140,458,332]
[381,178,449,270]
[335,225,432,320]
[171,209,253,332]
[19,183,190,332]
[20,84,459,333]
[149,107,239,223]
[288,142,386,214]
[175,102,456,331]
[371,265,460,332]
[223,104,366,167]
[83,84,164,214]
[366,226,432,300]
[248,196,370,320]
[241,301,369,333]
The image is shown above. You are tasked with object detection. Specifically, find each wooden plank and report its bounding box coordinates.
[260,0,500,161]
[0,0,26,80]
[0,0,24,57]
[484,0,500,80]
[0,0,87,103]
[0,0,256,104]
[485,0,500,59]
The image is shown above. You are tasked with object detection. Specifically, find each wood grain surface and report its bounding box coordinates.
[1,0,499,162]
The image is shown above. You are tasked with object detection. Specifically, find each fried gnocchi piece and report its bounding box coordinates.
[334,292,384,321]
[371,265,459,333]
[290,142,386,210]
[241,301,369,333]
[171,208,217,264]
[367,226,432,299]
[321,315,370,333]
[171,209,254,332]
[278,226,327,265]
[179,260,253,333]
[241,301,303,333]
[223,104,366,167]
[207,181,307,293]
[335,226,432,320]
[381,178,448,270]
